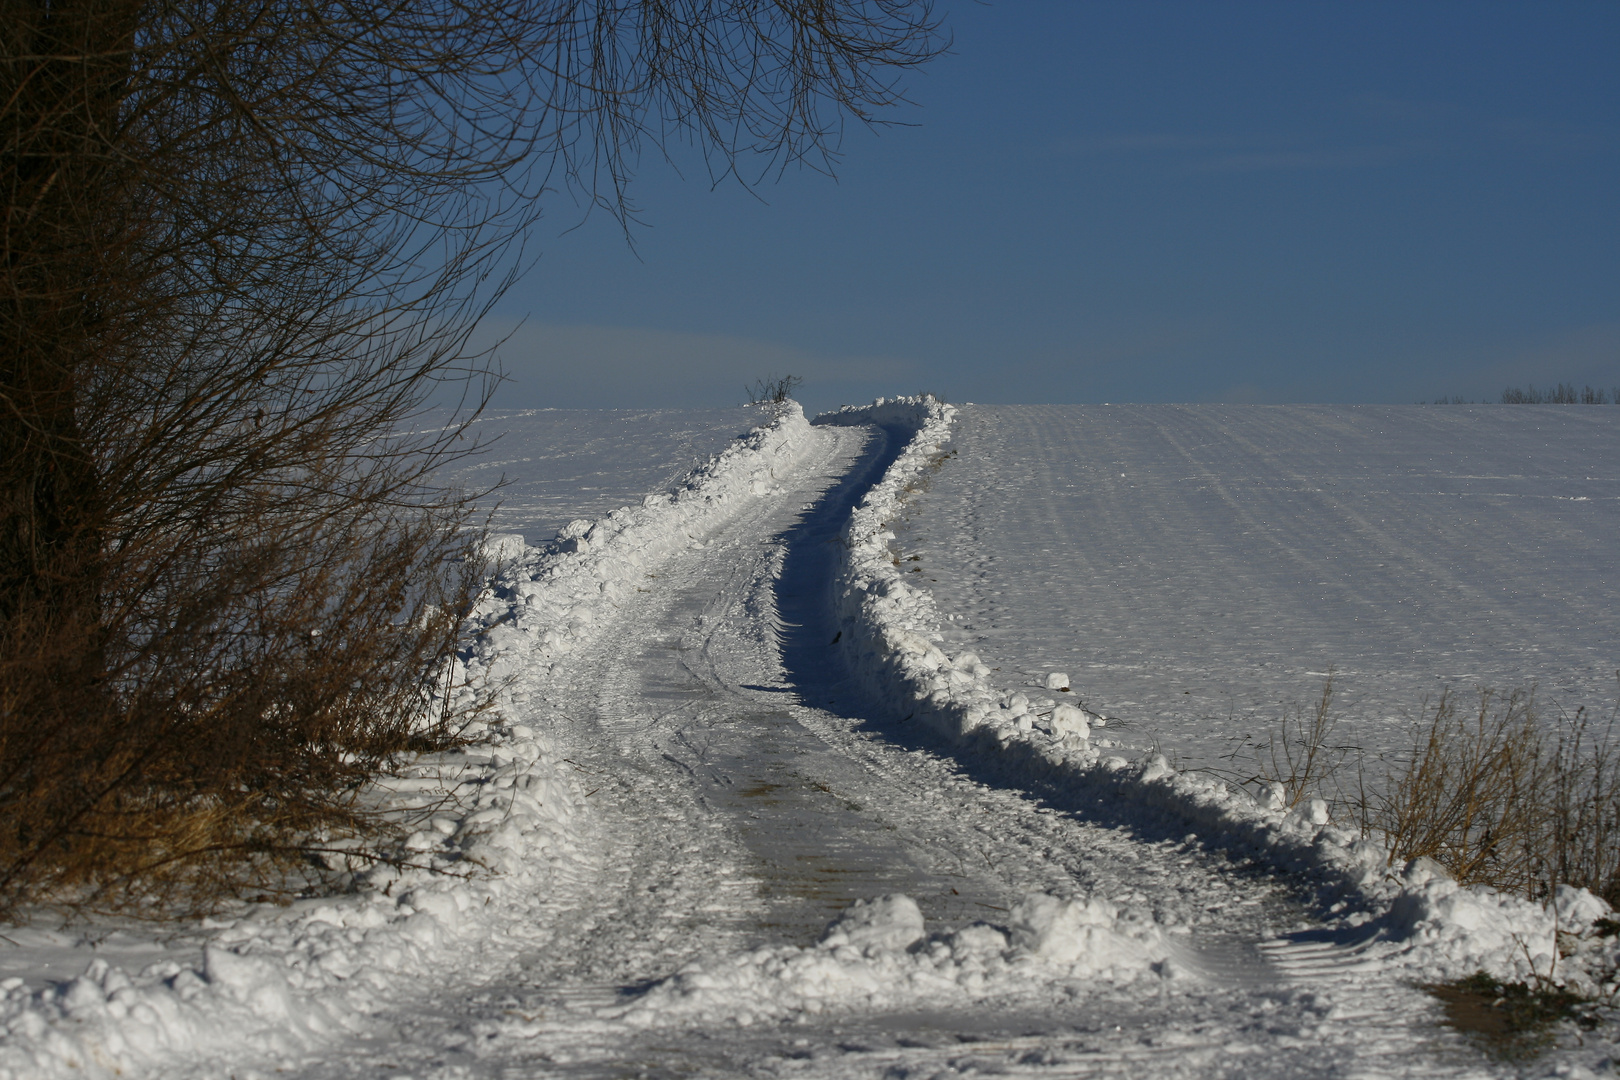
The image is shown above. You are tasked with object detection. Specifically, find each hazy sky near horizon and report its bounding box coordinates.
[487,1,1619,414]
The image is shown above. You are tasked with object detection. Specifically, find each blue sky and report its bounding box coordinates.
[486,1,1620,413]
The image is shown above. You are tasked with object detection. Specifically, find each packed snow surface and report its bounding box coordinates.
[3,400,1618,1079]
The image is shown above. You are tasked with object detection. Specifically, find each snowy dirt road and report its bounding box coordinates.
[8,404,1593,1080]
[277,417,1488,1079]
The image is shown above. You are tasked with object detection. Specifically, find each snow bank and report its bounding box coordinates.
[454,402,815,697]
[819,396,1617,988]
[0,404,817,1080]
[0,762,572,1080]
[617,890,1173,1028]
[1385,865,1620,990]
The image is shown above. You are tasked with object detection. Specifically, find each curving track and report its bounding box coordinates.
[285,417,1488,1079]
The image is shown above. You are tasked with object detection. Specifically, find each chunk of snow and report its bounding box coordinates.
[480,532,528,566]
[819,895,925,953]
[1007,893,1169,974]
[1049,704,1089,741]
[618,891,1173,1029]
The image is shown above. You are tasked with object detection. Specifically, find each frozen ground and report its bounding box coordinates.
[3,402,1618,1080]
[911,404,1620,776]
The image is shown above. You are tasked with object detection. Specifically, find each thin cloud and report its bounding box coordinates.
[1048,132,1232,155]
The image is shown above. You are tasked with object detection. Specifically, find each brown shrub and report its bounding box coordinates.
[2,0,943,919]
[1363,688,1544,892]
[0,498,489,918]
[1256,676,1620,903]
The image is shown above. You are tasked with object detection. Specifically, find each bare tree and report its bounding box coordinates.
[747,374,804,404]
[0,1,942,916]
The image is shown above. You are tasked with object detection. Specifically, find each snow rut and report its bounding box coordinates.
[1258,934,1393,980]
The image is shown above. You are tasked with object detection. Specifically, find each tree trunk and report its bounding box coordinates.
[0,0,138,681]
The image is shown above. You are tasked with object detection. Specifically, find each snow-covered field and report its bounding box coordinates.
[438,406,760,543]
[3,401,1618,1079]
[914,404,1620,775]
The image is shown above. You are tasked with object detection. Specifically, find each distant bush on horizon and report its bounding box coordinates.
[1500,383,1616,405]
[1423,384,1618,405]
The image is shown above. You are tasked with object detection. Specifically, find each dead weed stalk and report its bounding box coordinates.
[1249,675,1620,904]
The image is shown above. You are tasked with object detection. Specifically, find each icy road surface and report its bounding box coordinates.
[914,404,1620,776]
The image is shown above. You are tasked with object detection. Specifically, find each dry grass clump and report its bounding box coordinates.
[1365,687,1620,903]
[1251,677,1620,904]
[1540,710,1620,906]
[1250,670,1349,810]
[1363,688,1544,891]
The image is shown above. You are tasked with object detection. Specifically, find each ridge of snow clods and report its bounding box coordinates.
[0,404,816,1080]
[615,891,1173,1028]
[818,396,1616,989]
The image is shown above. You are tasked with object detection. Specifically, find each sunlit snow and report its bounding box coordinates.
[913,404,1620,774]
[3,401,1617,1080]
